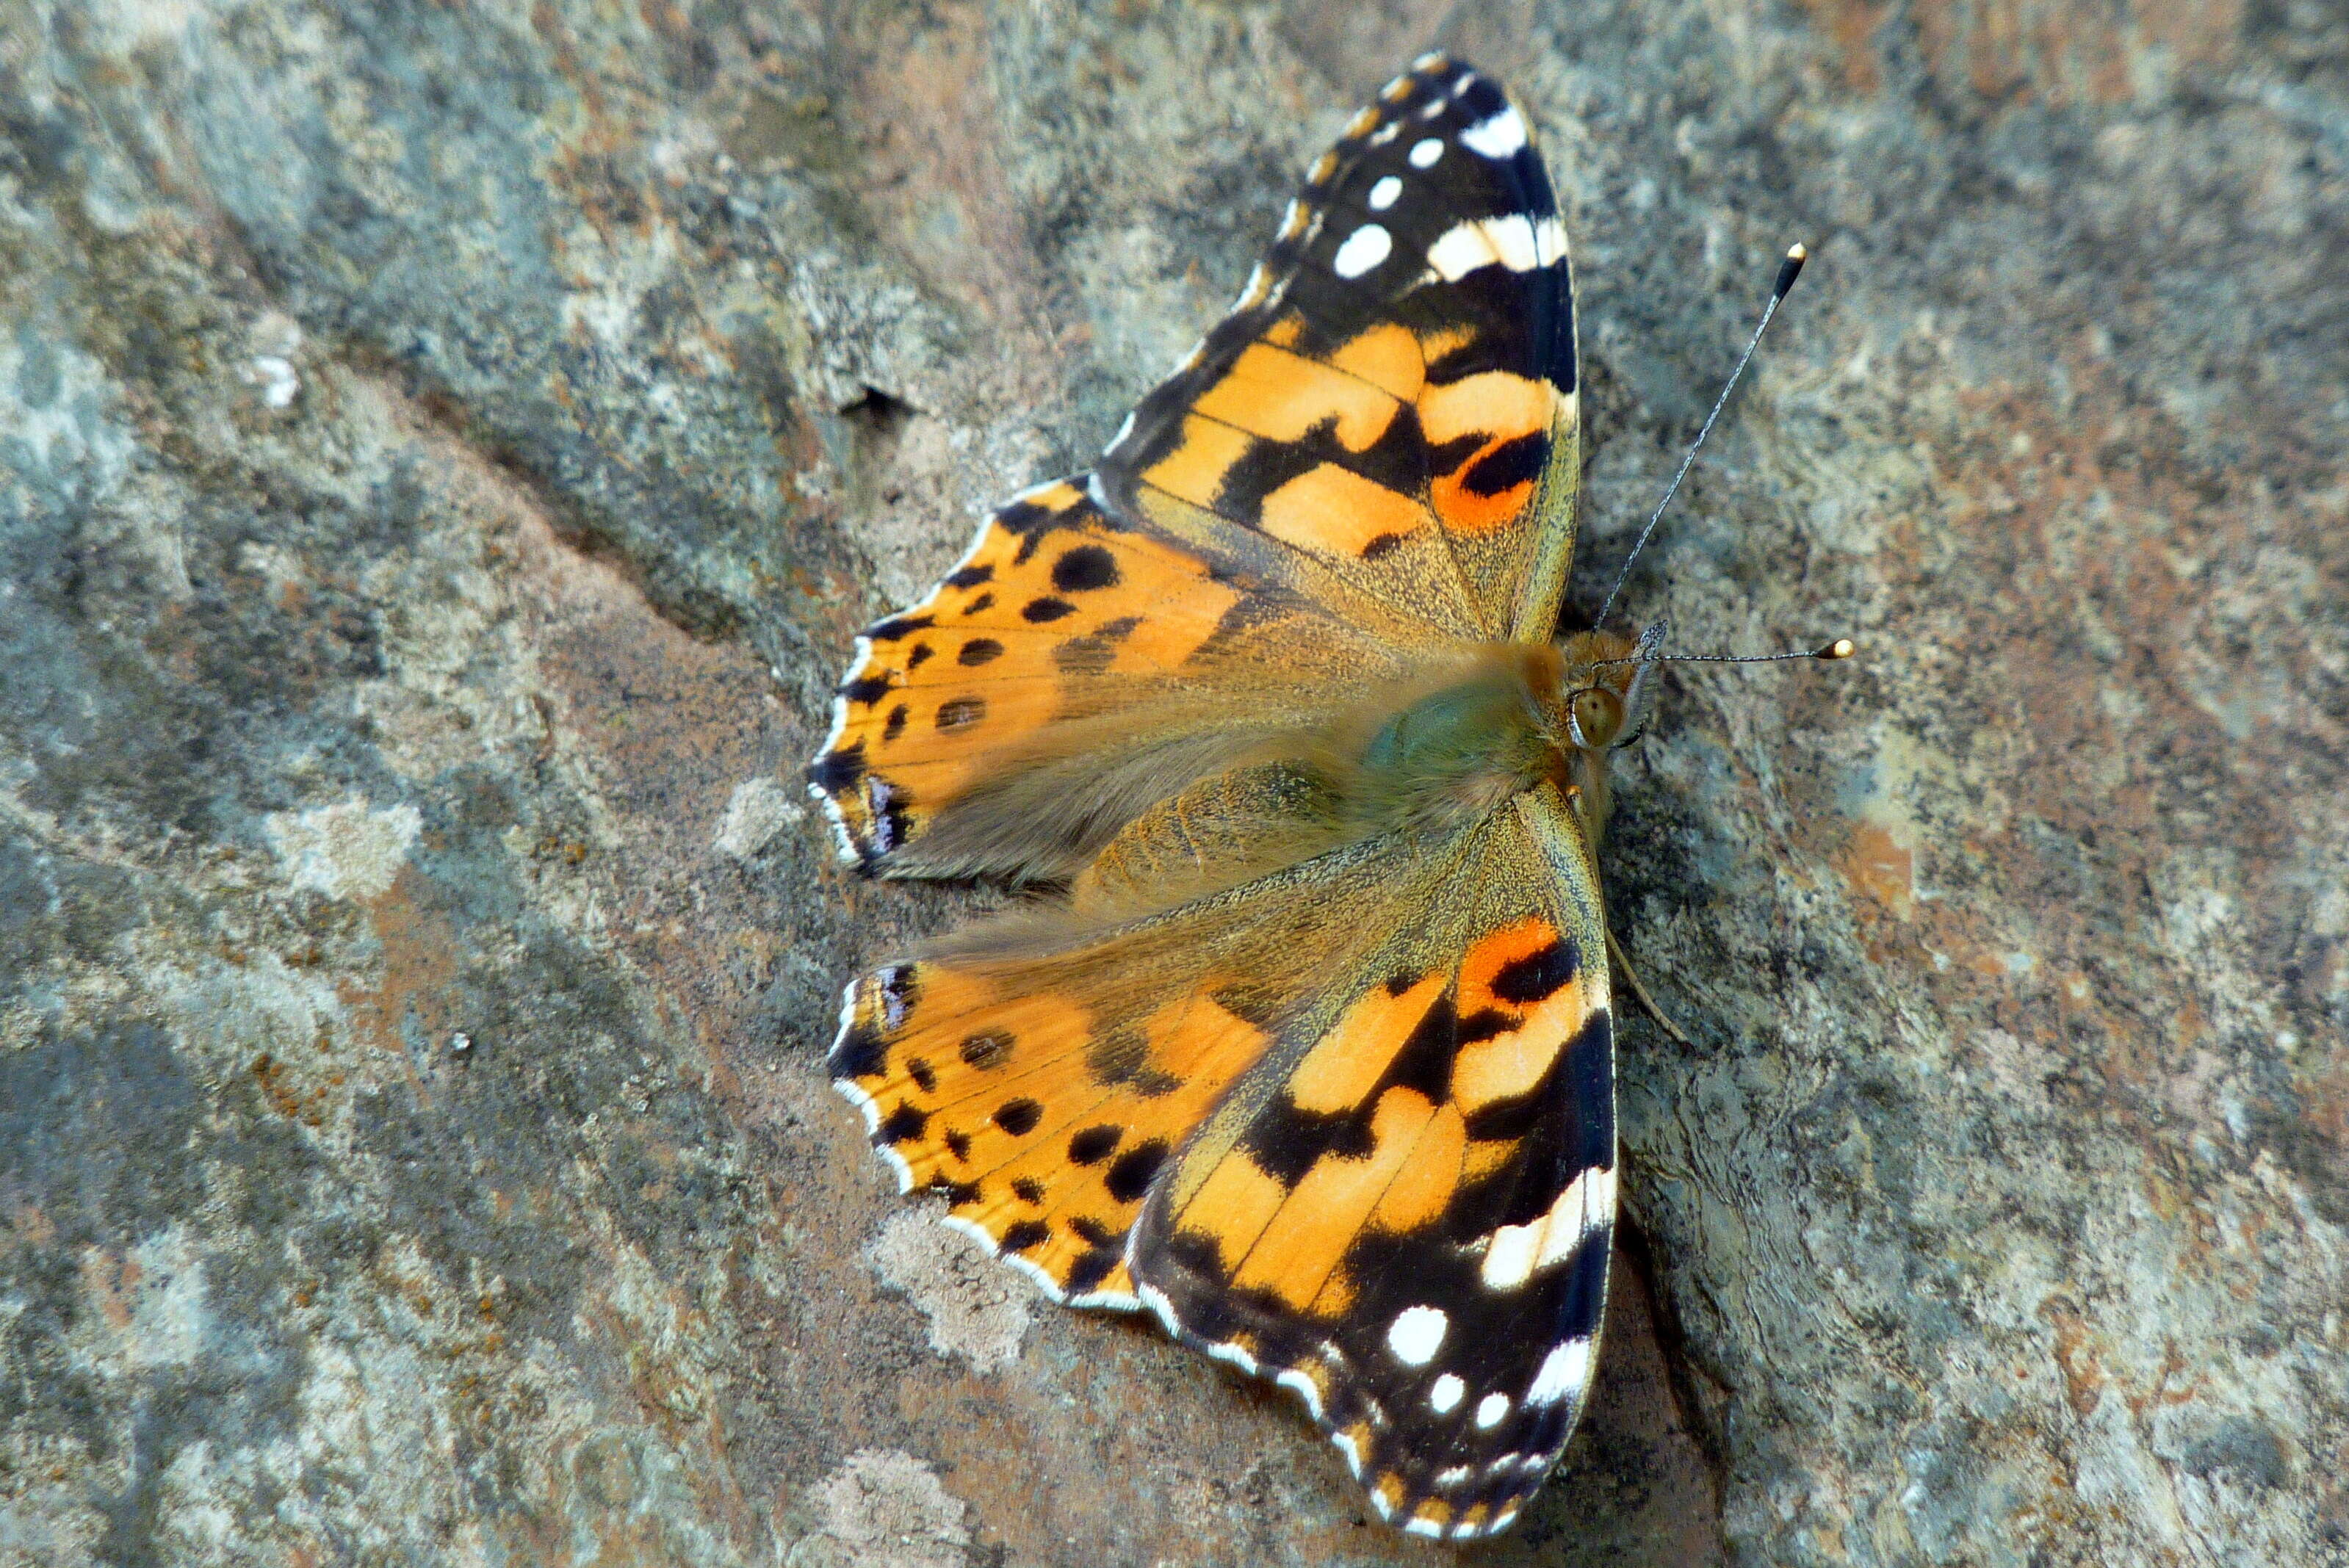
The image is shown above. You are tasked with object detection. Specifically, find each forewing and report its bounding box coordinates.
[1128,782,1616,1540]
[808,476,1415,879]
[1100,54,1582,643]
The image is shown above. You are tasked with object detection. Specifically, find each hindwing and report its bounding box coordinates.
[1130,783,1615,1539]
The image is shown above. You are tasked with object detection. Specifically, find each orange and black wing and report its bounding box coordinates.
[1100,54,1581,644]
[1129,784,1616,1541]
[831,777,1617,1540]
[807,477,1417,880]
[826,789,1432,1311]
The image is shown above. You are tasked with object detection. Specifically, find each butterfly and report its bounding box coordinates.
[810,54,1649,1541]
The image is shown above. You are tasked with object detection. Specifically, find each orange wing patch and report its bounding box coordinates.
[1158,912,1583,1326]
[1451,914,1590,1112]
[1421,372,1561,538]
[831,953,1273,1306]
[809,477,1243,872]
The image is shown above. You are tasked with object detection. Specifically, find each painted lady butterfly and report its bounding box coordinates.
[813,54,1670,1539]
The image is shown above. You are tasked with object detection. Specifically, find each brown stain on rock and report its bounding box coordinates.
[1839,820,1916,918]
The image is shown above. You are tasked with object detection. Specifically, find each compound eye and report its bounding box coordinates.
[1567,686,1623,749]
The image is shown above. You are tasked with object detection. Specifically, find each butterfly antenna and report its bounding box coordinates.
[1592,629,1856,670]
[1594,243,1809,631]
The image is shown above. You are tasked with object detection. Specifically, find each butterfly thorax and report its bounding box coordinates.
[1332,632,1640,846]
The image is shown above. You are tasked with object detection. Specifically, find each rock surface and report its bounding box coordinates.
[2,2,2344,1565]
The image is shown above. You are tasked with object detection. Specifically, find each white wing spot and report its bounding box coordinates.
[1368,176,1402,211]
[1526,1337,1593,1407]
[865,776,900,852]
[1369,120,1401,147]
[1474,1392,1512,1429]
[1206,1339,1260,1376]
[1331,223,1393,279]
[1433,1465,1473,1488]
[1276,1367,1326,1421]
[1386,1304,1448,1365]
[1535,214,1567,266]
[1479,1164,1617,1289]
[1408,137,1446,169]
[1461,106,1528,159]
[1418,98,1446,120]
[1429,1373,1465,1413]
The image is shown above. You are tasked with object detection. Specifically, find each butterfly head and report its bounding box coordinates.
[1546,628,1653,847]
[1554,629,1650,751]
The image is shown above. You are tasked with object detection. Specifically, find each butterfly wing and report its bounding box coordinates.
[1128,781,1615,1541]
[1100,54,1581,645]
[830,773,1615,1539]
[811,54,1582,875]
[827,765,1443,1307]
[808,476,1423,879]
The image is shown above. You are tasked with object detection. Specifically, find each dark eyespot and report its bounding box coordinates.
[1065,1249,1119,1293]
[809,743,866,792]
[1490,940,1574,1004]
[1021,596,1076,624]
[1105,1139,1169,1203]
[1052,544,1119,592]
[993,1098,1043,1137]
[958,638,1003,666]
[1001,1219,1050,1252]
[1459,432,1548,497]
[1067,1125,1121,1166]
[936,697,985,729]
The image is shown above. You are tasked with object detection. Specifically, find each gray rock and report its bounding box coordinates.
[1,2,2341,1565]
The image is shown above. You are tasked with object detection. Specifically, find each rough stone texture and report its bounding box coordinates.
[1,2,2342,1565]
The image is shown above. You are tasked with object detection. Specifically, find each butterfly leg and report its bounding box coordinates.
[1606,925,1694,1047]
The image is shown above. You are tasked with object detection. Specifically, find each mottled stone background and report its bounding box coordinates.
[1,2,2342,1565]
